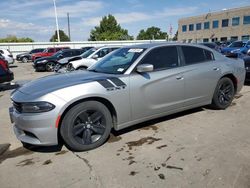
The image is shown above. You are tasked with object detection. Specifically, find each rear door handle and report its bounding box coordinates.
[213,67,220,71]
[176,76,184,80]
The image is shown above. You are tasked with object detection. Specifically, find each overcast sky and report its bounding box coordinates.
[0,0,249,41]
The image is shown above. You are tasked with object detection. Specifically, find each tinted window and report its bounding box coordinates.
[222,19,229,27]
[96,48,111,58]
[140,46,179,70]
[213,20,219,28]
[204,22,210,29]
[196,23,201,30]
[63,51,73,57]
[48,49,54,53]
[243,16,250,25]
[182,46,213,65]
[232,17,240,26]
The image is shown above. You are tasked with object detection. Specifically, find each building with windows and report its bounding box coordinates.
[178,6,250,43]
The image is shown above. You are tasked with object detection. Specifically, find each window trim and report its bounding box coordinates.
[232,17,240,26]
[212,20,219,28]
[135,45,181,72]
[204,22,210,29]
[179,45,215,66]
[222,19,229,27]
[243,15,250,25]
[196,23,202,30]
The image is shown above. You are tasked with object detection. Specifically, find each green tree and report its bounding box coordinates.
[136,27,168,40]
[0,35,34,43]
[172,31,178,41]
[89,14,133,41]
[50,30,70,42]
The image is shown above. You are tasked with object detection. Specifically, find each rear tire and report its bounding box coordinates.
[211,77,235,109]
[60,101,112,151]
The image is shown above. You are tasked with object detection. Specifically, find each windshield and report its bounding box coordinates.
[80,48,96,58]
[89,48,146,74]
[52,51,63,57]
[228,41,245,48]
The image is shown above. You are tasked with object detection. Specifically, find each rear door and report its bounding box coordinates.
[129,46,185,120]
[180,46,221,106]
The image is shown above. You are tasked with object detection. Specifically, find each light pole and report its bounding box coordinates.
[53,0,60,42]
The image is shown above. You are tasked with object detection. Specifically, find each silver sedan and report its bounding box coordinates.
[9,43,246,151]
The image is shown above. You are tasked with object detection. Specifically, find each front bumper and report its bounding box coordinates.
[9,107,59,146]
[33,62,46,71]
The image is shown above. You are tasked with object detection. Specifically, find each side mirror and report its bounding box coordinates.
[92,54,98,59]
[136,64,154,73]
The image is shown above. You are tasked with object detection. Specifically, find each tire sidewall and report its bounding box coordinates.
[21,57,28,63]
[60,101,112,151]
[212,77,235,109]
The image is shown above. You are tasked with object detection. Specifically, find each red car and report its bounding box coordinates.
[31,47,70,61]
[0,56,14,83]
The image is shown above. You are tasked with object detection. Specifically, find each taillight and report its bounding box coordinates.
[0,59,8,71]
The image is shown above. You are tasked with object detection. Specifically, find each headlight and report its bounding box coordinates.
[14,101,55,113]
[37,60,47,63]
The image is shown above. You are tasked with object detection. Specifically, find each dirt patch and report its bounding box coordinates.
[43,159,52,165]
[0,147,33,164]
[139,125,158,131]
[16,158,35,167]
[158,173,165,180]
[129,171,139,176]
[126,137,162,150]
[108,134,122,143]
[55,150,68,155]
[156,144,167,149]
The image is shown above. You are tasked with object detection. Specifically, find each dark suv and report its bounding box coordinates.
[33,49,85,72]
[16,48,45,63]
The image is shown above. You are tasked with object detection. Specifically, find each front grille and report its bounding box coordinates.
[13,101,22,113]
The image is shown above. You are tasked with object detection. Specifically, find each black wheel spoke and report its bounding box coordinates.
[82,129,92,144]
[91,124,105,134]
[78,112,88,122]
[73,124,84,136]
[90,111,103,123]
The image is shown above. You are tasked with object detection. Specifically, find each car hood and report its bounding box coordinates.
[16,71,113,98]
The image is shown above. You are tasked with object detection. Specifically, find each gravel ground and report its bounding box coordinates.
[0,62,250,188]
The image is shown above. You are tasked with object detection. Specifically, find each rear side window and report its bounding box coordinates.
[140,46,179,70]
[182,46,214,65]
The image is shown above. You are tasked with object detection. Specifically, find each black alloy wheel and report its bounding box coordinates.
[46,62,55,72]
[212,77,235,109]
[60,101,112,151]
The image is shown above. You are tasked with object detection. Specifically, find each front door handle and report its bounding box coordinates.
[176,76,184,80]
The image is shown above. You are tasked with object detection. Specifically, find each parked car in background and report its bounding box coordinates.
[33,49,85,72]
[67,46,120,71]
[31,47,70,62]
[0,49,14,65]
[9,43,246,151]
[16,48,45,63]
[243,56,250,82]
[199,42,221,52]
[221,41,250,58]
[54,47,96,72]
[0,56,14,83]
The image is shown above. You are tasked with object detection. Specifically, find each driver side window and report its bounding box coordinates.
[140,46,179,71]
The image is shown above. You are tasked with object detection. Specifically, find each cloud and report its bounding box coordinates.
[39,1,103,18]
[83,6,198,26]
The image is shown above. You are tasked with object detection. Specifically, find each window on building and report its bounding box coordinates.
[220,37,227,41]
[189,24,194,31]
[212,20,219,28]
[222,19,229,27]
[182,25,187,32]
[141,46,179,70]
[232,17,240,26]
[230,36,238,41]
[242,35,250,41]
[196,23,202,30]
[181,46,214,65]
[203,38,209,42]
[204,22,210,29]
[243,16,250,25]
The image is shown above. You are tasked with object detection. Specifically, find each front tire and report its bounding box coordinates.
[46,62,55,72]
[21,57,28,63]
[60,101,112,151]
[211,77,235,109]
